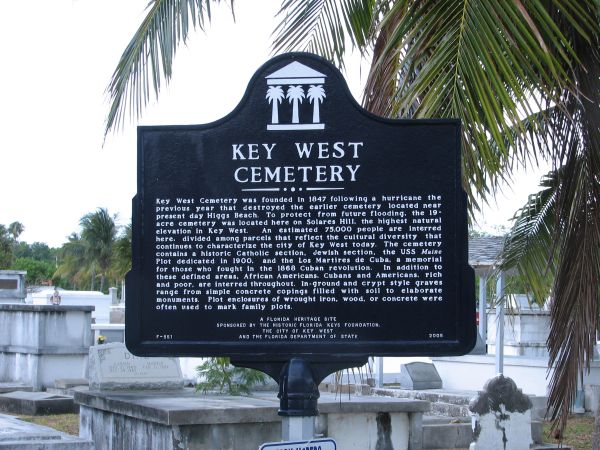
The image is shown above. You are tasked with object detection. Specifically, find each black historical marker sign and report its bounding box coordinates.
[126,53,476,360]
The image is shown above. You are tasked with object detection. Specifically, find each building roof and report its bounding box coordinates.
[468,235,505,269]
[265,61,326,80]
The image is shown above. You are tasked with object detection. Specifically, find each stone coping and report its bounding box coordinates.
[0,382,32,394]
[91,323,124,329]
[0,304,95,312]
[0,345,91,355]
[75,389,429,426]
[0,391,76,415]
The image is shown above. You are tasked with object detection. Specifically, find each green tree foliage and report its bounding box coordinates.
[80,208,118,292]
[0,221,25,269]
[0,225,13,269]
[195,357,267,395]
[55,210,131,293]
[55,233,91,290]
[12,258,55,285]
[2,231,60,286]
[14,241,55,263]
[7,222,24,240]
[112,223,132,281]
[105,0,599,434]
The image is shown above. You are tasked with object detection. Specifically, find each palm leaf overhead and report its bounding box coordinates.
[371,1,586,207]
[273,1,589,209]
[499,17,600,431]
[272,0,377,69]
[499,169,558,304]
[104,0,231,137]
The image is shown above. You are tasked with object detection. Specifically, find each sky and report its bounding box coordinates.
[0,0,544,248]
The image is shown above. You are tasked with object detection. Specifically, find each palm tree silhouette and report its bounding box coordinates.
[266,85,285,124]
[7,222,24,241]
[80,208,117,292]
[286,85,305,124]
[307,85,326,123]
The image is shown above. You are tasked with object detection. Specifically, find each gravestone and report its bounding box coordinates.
[399,362,442,390]
[88,342,183,390]
[469,375,533,450]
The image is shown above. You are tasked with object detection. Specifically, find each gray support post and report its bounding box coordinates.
[478,275,488,349]
[282,416,316,441]
[377,357,384,388]
[495,272,505,375]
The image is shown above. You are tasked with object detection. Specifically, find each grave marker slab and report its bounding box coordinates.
[88,343,183,390]
[399,362,442,390]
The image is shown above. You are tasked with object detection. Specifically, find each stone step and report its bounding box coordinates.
[374,387,473,404]
[429,401,471,418]
[422,421,472,449]
[46,386,88,397]
[54,378,88,390]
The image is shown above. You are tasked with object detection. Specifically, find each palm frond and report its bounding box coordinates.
[104,0,230,137]
[362,3,402,116]
[546,32,600,430]
[366,0,583,208]
[547,150,600,430]
[272,0,377,68]
[499,170,558,304]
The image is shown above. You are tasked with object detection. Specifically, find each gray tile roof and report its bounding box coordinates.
[468,236,505,268]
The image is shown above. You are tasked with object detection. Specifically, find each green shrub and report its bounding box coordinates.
[195,357,267,395]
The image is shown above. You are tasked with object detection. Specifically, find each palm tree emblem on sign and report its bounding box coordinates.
[266,86,285,124]
[286,85,305,123]
[265,61,327,130]
[307,85,326,123]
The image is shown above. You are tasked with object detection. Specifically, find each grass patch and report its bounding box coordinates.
[18,413,79,436]
[543,415,594,450]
